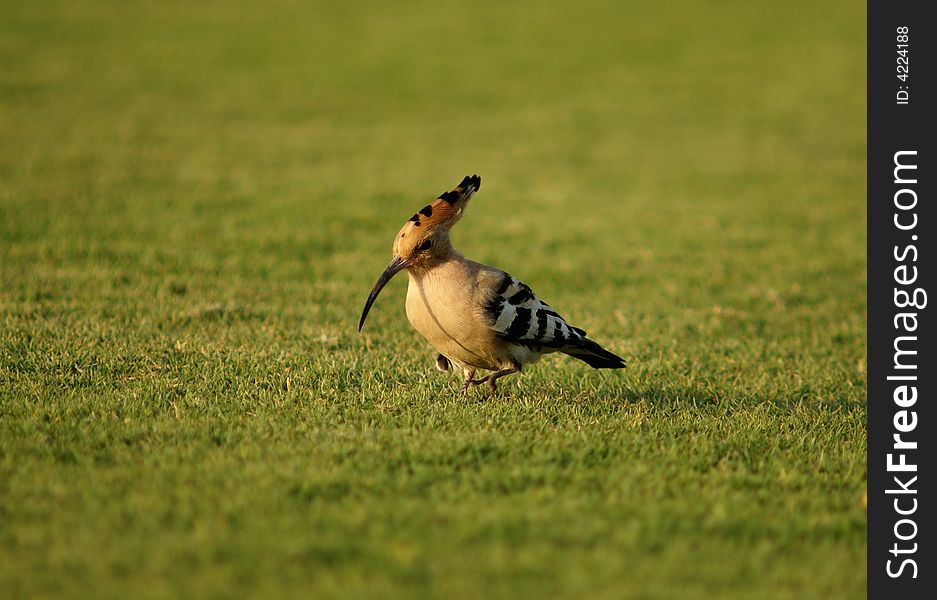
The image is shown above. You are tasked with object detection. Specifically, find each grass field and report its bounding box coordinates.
[1,1,866,598]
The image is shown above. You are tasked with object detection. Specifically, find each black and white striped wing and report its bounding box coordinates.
[485,273,586,348]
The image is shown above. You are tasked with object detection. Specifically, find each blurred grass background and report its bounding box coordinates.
[1,1,865,598]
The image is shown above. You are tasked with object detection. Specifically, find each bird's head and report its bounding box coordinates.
[358,174,480,332]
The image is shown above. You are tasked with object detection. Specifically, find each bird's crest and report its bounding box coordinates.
[405,174,480,231]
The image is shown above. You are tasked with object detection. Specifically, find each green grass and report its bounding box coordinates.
[1,0,866,598]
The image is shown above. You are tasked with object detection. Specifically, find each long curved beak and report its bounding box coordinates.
[358,255,408,332]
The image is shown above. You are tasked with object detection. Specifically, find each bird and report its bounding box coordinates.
[358,175,626,393]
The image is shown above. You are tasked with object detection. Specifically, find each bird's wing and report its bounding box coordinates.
[482,272,587,348]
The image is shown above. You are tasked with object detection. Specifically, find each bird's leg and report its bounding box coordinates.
[460,368,487,394]
[483,364,521,393]
[460,368,477,394]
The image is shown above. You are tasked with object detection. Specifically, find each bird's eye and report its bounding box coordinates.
[417,239,433,252]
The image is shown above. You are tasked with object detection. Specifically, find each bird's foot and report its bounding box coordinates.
[459,368,486,395]
[460,377,488,395]
[481,365,521,395]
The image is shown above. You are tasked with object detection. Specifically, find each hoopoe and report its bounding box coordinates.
[358,175,626,393]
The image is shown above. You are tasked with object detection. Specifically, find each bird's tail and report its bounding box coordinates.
[562,338,626,369]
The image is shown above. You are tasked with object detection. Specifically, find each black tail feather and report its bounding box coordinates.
[562,338,626,369]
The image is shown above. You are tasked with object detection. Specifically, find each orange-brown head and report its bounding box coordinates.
[358,175,480,331]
